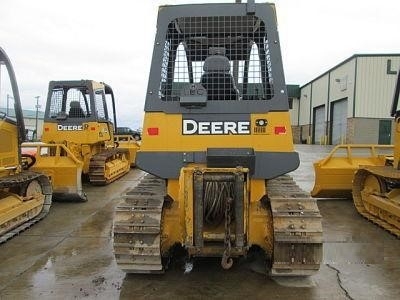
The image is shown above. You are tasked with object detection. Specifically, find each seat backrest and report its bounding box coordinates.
[68,101,85,118]
[200,55,238,100]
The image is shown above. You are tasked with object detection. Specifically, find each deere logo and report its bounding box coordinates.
[57,124,83,131]
[182,119,250,135]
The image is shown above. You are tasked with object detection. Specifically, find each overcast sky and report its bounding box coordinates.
[1,0,400,129]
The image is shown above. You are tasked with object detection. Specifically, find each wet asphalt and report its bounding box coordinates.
[0,145,399,299]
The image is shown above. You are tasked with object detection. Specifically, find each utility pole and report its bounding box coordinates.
[35,96,40,141]
[7,94,11,115]
[6,94,14,117]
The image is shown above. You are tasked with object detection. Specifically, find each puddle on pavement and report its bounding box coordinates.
[72,202,115,237]
[21,240,124,299]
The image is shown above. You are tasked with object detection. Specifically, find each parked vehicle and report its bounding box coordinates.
[116,127,141,141]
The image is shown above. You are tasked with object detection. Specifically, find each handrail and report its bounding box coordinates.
[318,144,393,166]
[21,142,83,165]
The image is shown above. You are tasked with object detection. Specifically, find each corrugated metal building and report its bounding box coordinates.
[290,54,400,145]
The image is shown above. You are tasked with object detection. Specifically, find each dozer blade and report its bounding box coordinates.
[22,143,86,201]
[311,144,393,198]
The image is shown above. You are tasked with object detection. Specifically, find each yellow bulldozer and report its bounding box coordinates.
[113,1,323,276]
[312,71,400,237]
[114,134,140,167]
[0,47,52,242]
[23,80,132,201]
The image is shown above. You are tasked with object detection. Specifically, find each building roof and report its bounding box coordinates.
[287,85,300,98]
[0,107,45,119]
[300,53,400,89]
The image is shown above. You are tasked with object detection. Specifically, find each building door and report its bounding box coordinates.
[331,99,348,145]
[313,105,325,144]
[378,120,392,144]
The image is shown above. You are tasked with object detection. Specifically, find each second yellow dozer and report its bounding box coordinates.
[312,71,400,237]
[113,1,322,276]
[23,80,131,201]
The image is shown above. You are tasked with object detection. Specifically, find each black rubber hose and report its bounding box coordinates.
[21,153,36,169]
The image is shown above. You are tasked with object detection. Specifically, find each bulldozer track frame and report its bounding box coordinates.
[0,172,52,243]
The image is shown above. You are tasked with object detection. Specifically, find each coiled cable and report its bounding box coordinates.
[203,181,235,226]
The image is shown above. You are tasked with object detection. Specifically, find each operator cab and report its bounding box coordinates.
[44,80,117,127]
[146,11,288,114]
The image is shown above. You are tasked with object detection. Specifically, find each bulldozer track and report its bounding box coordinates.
[0,171,52,244]
[268,175,323,276]
[113,174,165,273]
[89,148,130,185]
[353,168,400,238]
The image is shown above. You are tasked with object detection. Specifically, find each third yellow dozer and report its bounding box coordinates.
[312,71,400,237]
[113,1,322,276]
[0,47,52,242]
[25,80,131,201]
[114,134,140,167]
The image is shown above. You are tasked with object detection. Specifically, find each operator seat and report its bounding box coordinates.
[200,55,239,101]
[68,101,85,118]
